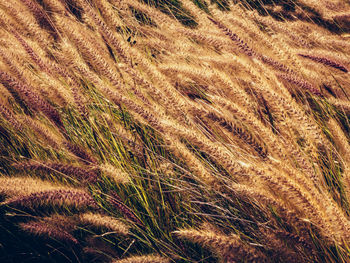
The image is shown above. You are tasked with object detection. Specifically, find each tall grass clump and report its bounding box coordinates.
[1,0,350,262]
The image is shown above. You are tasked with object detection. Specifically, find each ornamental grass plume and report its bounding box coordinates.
[13,161,99,184]
[177,28,230,50]
[10,32,89,118]
[298,53,348,73]
[0,176,67,197]
[210,95,287,159]
[259,226,316,262]
[112,255,170,263]
[20,0,57,36]
[93,0,125,29]
[0,9,17,31]
[206,112,268,158]
[157,62,254,110]
[251,12,312,48]
[253,83,326,148]
[43,214,78,231]
[99,163,130,185]
[328,98,350,114]
[81,2,131,65]
[257,172,350,241]
[19,115,60,149]
[0,72,29,111]
[108,191,143,226]
[0,101,21,130]
[54,19,151,109]
[11,29,50,73]
[229,183,313,235]
[327,119,350,163]
[114,55,191,122]
[162,119,260,181]
[18,215,78,244]
[275,72,322,96]
[0,0,52,46]
[207,16,256,57]
[0,45,71,108]
[125,0,177,28]
[79,212,129,235]
[168,137,217,186]
[70,85,89,119]
[174,223,266,263]
[0,71,65,129]
[0,47,27,83]
[4,189,99,211]
[63,141,98,165]
[39,0,66,13]
[19,220,78,244]
[54,17,123,82]
[259,54,293,74]
[101,87,164,132]
[273,229,315,254]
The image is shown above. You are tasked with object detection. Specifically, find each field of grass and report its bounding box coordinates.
[1,0,350,262]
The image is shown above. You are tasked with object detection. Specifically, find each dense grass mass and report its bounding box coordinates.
[1,0,350,262]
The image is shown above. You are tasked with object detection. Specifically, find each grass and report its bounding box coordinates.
[0,0,350,262]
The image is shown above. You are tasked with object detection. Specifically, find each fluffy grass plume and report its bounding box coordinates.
[0,0,350,262]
